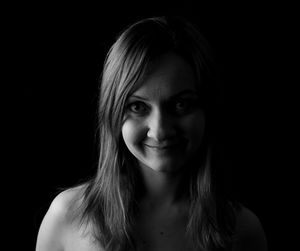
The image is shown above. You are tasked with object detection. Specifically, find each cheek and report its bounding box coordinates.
[122,119,146,149]
[184,112,206,143]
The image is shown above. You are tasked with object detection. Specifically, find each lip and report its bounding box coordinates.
[144,142,181,150]
[145,144,174,149]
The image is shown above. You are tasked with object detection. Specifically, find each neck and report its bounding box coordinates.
[139,166,189,207]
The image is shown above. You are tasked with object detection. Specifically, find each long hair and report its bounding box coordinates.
[76,16,238,251]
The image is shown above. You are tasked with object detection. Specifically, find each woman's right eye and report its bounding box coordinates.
[126,101,148,115]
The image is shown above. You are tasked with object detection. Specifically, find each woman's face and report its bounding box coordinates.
[122,53,205,174]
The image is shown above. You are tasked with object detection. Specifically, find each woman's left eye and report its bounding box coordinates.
[175,100,188,110]
[173,99,192,113]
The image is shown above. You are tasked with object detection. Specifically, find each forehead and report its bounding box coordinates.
[131,53,197,99]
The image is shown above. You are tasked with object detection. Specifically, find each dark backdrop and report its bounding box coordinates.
[11,2,293,250]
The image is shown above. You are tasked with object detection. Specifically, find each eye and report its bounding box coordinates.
[126,101,148,115]
[173,98,192,113]
[175,99,189,110]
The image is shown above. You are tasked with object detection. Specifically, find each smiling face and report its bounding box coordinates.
[121,53,205,174]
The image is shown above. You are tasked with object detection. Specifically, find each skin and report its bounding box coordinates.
[121,52,206,250]
[122,53,205,175]
[36,188,268,251]
[36,52,268,251]
[122,53,205,206]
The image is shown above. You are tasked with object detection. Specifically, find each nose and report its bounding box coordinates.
[146,108,176,142]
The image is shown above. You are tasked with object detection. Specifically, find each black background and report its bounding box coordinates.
[8,1,294,250]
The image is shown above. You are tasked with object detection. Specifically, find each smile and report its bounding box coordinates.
[144,143,180,151]
[145,144,172,148]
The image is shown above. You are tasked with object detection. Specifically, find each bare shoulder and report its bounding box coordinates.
[35,185,86,251]
[232,205,268,251]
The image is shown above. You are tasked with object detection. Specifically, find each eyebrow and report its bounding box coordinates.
[130,89,199,101]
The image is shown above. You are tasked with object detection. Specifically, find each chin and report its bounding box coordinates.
[141,159,185,174]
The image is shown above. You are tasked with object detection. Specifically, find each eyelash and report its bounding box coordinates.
[126,98,196,116]
[126,101,149,114]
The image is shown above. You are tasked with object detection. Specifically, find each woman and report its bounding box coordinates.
[36,16,267,251]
